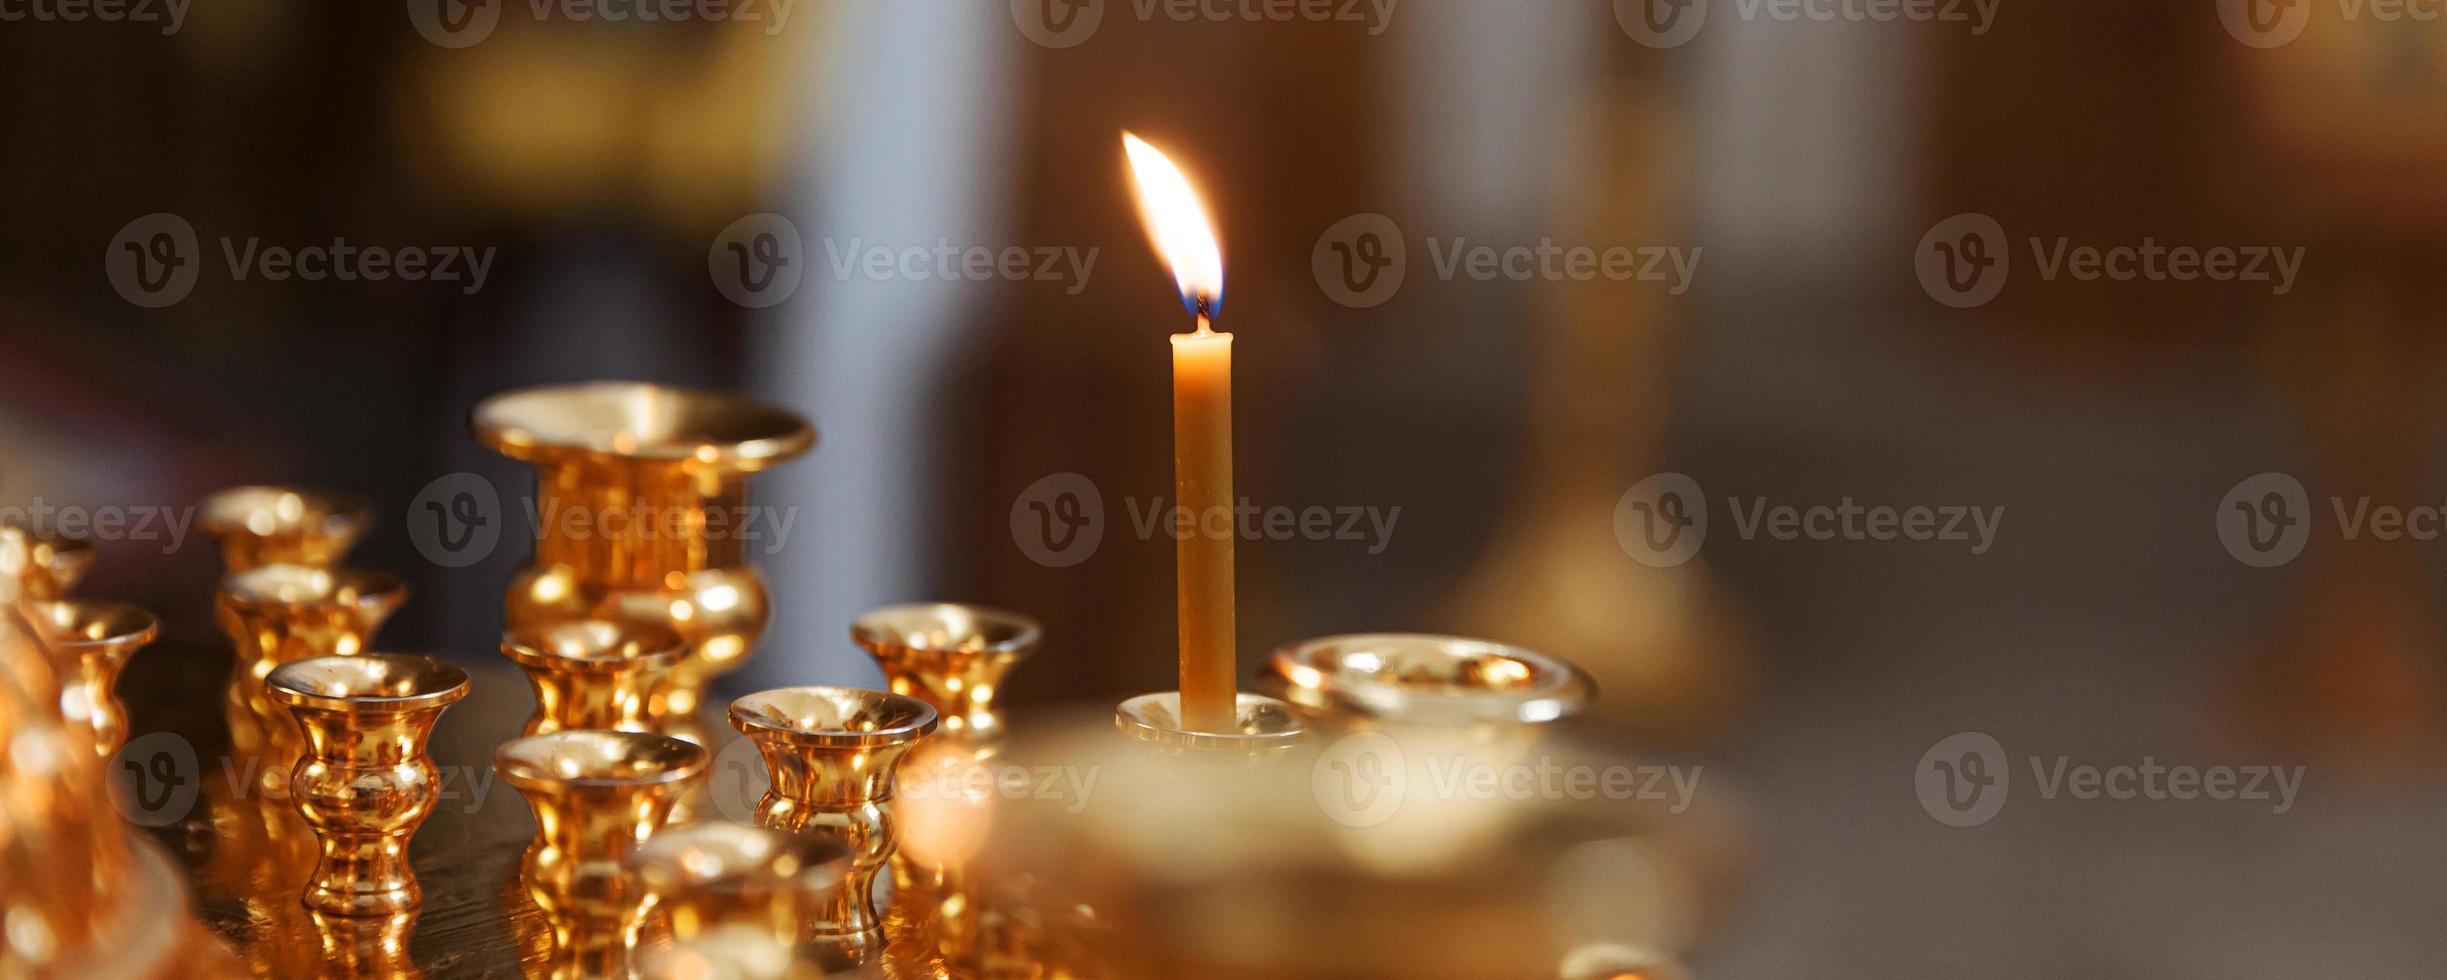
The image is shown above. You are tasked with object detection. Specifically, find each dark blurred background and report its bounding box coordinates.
[5,1,2445,976]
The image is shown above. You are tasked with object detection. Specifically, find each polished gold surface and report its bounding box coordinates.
[500,619,688,739]
[199,485,375,573]
[852,603,1039,743]
[728,686,937,962]
[1113,690,1305,756]
[25,598,159,757]
[6,526,96,600]
[267,653,470,917]
[498,729,707,979]
[475,381,815,722]
[1268,632,1594,731]
[216,564,409,798]
[631,820,849,977]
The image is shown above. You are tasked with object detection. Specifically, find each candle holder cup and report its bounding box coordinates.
[1113,691,1305,759]
[851,602,1040,744]
[500,620,688,739]
[216,565,407,797]
[475,382,815,728]
[1268,633,1593,731]
[630,821,850,960]
[4,526,96,599]
[266,653,468,916]
[497,729,708,979]
[199,485,374,573]
[728,686,937,962]
[26,599,159,757]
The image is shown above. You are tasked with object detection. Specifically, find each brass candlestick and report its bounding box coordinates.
[497,730,707,979]
[216,564,407,798]
[6,526,96,599]
[728,686,937,961]
[199,485,374,572]
[474,381,815,725]
[631,822,850,964]
[500,620,688,739]
[1113,691,1305,758]
[25,599,159,757]
[852,603,1039,743]
[266,653,469,916]
[1267,633,1593,739]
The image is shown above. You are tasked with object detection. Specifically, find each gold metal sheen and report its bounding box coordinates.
[497,729,708,979]
[267,653,469,917]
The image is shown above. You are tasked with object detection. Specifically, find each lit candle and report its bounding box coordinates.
[1124,132,1235,732]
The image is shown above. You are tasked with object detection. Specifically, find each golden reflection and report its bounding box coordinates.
[266,654,469,916]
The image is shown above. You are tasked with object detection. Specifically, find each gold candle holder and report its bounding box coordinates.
[1113,691,1306,758]
[728,686,937,960]
[5,526,96,599]
[266,653,469,916]
[500,620,688,739]
[199,485,375,573]
[1267,632,1593,738]
[474,381,815,725]
[25,599,159,758]
[851,602,1040,743]
[631,821,849,960]
[216,564,408,798]
[497,730,708,979]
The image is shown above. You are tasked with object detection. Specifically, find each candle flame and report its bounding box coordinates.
[1122,132,1223,318]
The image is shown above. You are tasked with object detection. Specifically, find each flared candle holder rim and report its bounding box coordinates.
[471,380,817,465]
[1268,632,1595,725]
[499,623,688,671]
[1114,691,1307,748]
[494,729,709,790]
[266,653,472,712]
[849,602,1043,660]
[25,599,160,654]
[198,485,375,537]
[727,686,940,747]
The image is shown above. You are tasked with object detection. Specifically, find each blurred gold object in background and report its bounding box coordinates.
[199,486,374,573]
[24,599,159,758]
[267,653,469,917]
[501,619,690,738]
[498,730,708,980]
[632,821,848,980]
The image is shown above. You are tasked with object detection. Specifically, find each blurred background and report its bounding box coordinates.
[4,0,2445,976]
